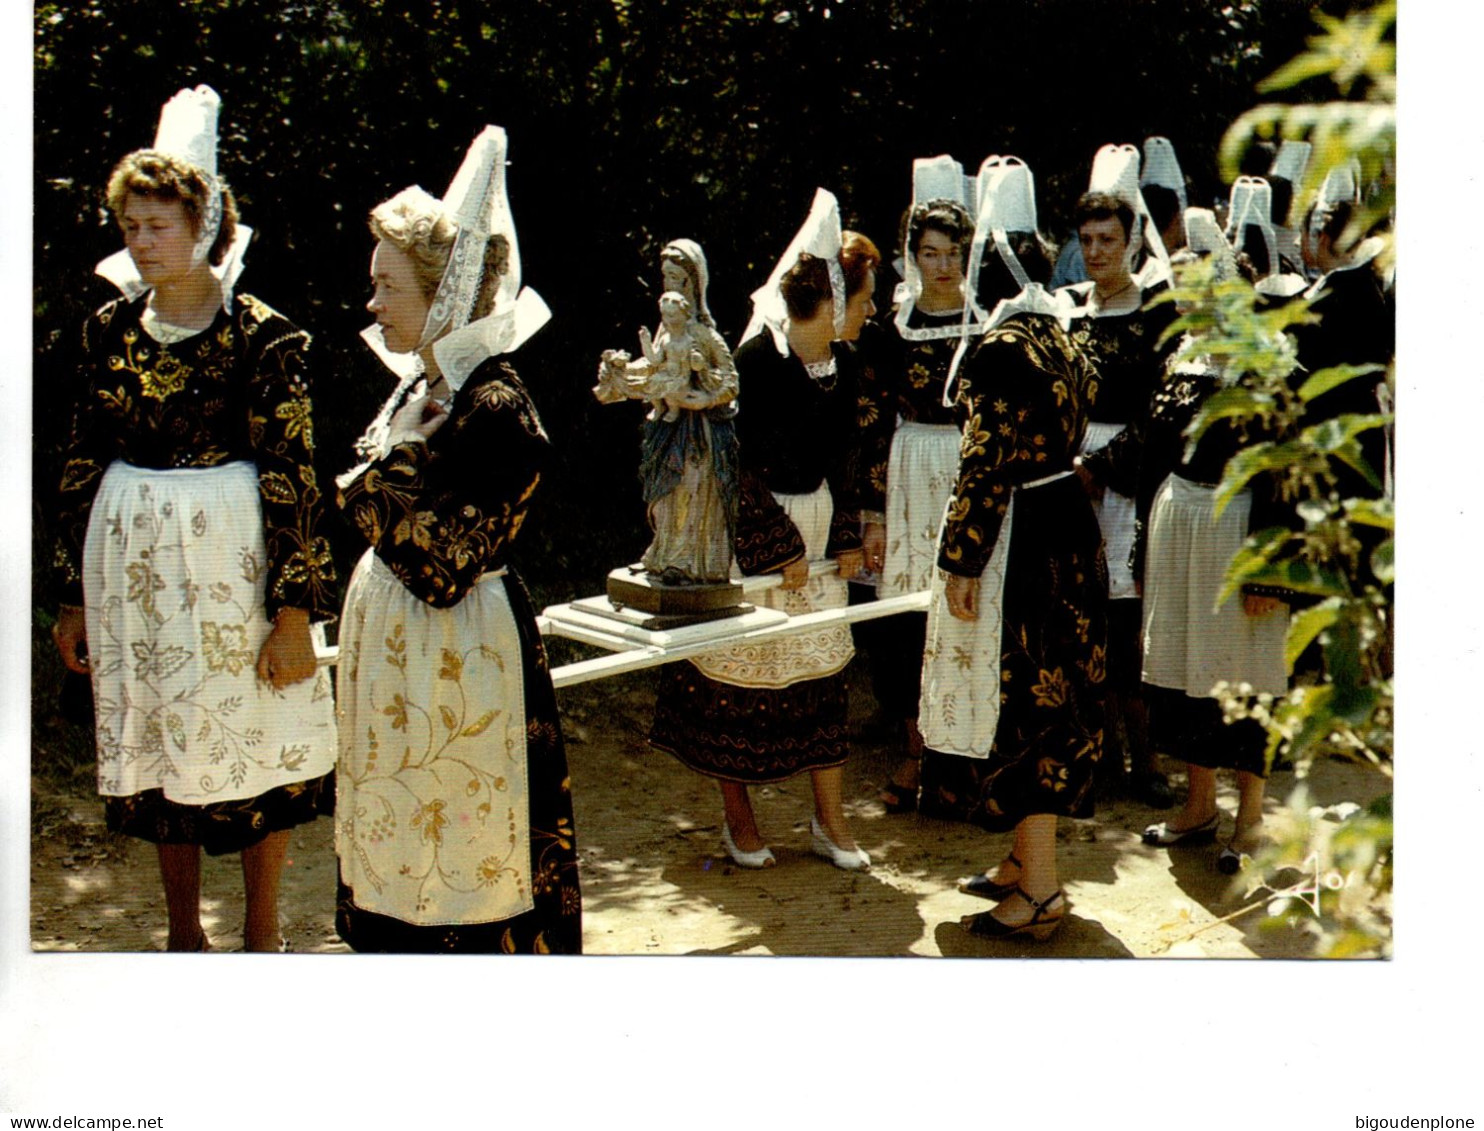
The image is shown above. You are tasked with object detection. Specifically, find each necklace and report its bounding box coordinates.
[1093,279,1137,307]
[803,356,838,389]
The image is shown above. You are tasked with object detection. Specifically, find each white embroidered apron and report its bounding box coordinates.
[880,421,961,599]
[919,470,1074,757]
[82,460,336,802]
[335,550,533,926]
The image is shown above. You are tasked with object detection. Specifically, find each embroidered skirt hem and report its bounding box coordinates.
[104,773,333,855]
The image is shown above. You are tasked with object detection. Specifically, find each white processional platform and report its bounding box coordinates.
[318,561,930,690]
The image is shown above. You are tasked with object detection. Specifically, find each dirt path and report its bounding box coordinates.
[30,662,1385,958]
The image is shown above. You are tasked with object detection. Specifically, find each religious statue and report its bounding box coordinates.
[593,240,742,603]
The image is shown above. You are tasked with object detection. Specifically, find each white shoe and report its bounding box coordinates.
[810,817,870,871]
[722,824,776,869]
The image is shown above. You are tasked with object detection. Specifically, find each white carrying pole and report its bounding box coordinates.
[315,560,934,692]
[547,589,930,689]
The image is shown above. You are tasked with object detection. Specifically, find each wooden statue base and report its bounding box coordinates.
[604,566,746,623]
[576,595,753,633]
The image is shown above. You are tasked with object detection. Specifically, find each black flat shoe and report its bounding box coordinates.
[1130,770,1176,810]
[1217,846,1243,875]
[1141,812,1220,847]
[957,851,1022,901]
[960,886,1066,942]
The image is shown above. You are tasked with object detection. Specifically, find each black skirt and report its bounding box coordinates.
[649,662,849,784]
[920,477,1109,831]
[1144,683,1270,777]
[104,773,333,856]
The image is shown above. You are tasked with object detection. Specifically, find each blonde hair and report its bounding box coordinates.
[369,186,508,319]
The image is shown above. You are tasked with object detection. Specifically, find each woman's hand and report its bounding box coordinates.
[257,608,317,690]
[945,572,979,621]
[1242,593,1283,617]
[862,523,886,574]
[835,549,864,580]
[387,395,448,448]
[779,558,810,590]
[1073,457,1104,503]
[52,605,89,674]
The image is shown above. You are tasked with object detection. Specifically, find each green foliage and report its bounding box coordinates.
[1220,0,1394,256]
[1172,1,1395,955]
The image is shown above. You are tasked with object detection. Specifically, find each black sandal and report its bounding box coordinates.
[957,851,1022,901]
[960,886,1066,942]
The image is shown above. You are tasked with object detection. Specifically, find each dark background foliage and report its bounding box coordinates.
[32,0,1327,613]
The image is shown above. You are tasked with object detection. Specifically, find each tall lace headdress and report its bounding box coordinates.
[1225,176,1306,297]
[95,85,253,311]
[1225,176,1279,270]
[740,187,847,355]
[1174,207,1247,386]
[1088,142,1171,288]
[1316,159,1362,210]
[1306,158,1365,248]
[971,155,1039,302]
[1302,158,1384,299]
[1269,139,1313,191]
[360,125,551,392]
[892,154,983,343]
[1184,207,1239,282]
[1140,136,1188,214]
[945,155,1073,403]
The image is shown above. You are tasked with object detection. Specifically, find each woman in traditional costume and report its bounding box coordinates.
[862,157,1058,818]
[919,170,1107,940]
[856,157,979,815]
[649,190,877,870]
[51,87,337,951]
[1060,145,1181,810]
[333,127,581,953]
[1137,211,1298,871]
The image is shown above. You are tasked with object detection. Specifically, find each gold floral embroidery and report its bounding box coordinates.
[125,558,166,620]
[410,799,448,845]
[1031,666,1068,708]
[60,458,102,494]
[138,352,191,401]
[200,622,253,675]
[393,510,437,549]
[277,537,335,596]
[275,396,314,448]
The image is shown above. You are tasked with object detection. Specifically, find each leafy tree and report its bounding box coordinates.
[1157,0,1394,956]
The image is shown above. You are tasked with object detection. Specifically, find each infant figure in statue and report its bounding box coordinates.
[636,291,721,422]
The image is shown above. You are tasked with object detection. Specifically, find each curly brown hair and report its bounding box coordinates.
[105,149,239,267]
[904,198,973,257]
